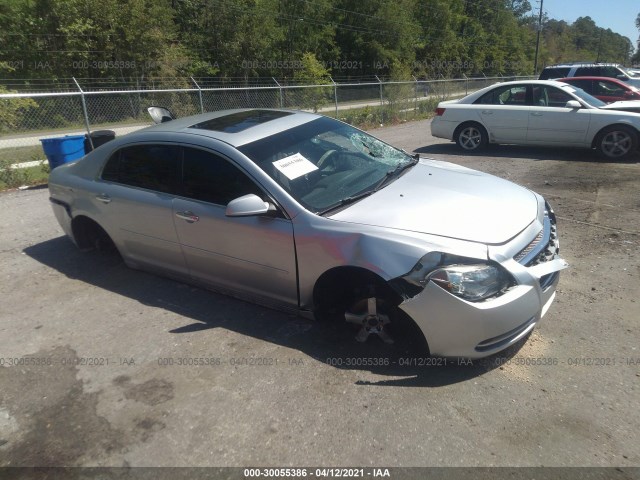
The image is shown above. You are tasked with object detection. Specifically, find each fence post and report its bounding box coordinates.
[273,78,284,108]
[73,77,93,150]
[191,77,204,113]
[412,75,418,113]
[463,73,468,95]
[330,76,338,118]
[375,75,383,107]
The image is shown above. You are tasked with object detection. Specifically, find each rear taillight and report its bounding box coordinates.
[435,107,446,116]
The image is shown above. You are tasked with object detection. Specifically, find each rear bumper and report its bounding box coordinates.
[49,197,76,245]
[430,117,456,140]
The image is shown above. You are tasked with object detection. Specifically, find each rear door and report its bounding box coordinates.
[172,146,298,306]
[98,144,187,276]
[472,84,530,143]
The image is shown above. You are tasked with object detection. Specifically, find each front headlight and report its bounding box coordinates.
[392,252,513,302]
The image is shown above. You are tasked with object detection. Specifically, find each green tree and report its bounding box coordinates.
[292,52,331,112]
[632,13,640,64]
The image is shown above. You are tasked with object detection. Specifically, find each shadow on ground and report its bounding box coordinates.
[23,236,526,388]
[416,143,640,164]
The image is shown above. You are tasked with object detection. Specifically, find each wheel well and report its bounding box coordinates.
[71,216,116,252]
[454,121,486,136]
[454,121,488,142]
[312,266,401,320]
[592,124,639,149]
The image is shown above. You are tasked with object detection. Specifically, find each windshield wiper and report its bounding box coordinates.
[318,190,377,216]
[318,156,419,216]
[374,156,419,190]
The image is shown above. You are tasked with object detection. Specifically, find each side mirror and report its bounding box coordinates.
[565,100,582,109]
[147,106,175,124]
[225,194,273,217]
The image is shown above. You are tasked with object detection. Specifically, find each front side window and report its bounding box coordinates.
[575,66,599,76]
[594,81,625,99]
[101,144,180,194]
[181,147,262,205]
[601,66,623,78]
[532,86,574,107]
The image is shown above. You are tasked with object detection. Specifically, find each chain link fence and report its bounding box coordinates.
[0,75,534,154]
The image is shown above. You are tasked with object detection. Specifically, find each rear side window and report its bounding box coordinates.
[539,67,570,80]
[476,85,527,105]
[101,144,180,194]
[181,147,262,205]
[566,79,592,93]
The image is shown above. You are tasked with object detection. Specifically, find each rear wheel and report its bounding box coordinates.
[455,123,488,152]
[596,126,637,160]
[72,216,117,253]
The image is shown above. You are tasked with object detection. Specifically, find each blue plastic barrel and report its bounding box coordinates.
[40,135,86,170]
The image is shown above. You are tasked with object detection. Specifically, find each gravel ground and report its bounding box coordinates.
[0,119,638,472]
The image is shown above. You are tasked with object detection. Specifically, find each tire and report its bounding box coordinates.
[455,123,488,152]
[596,126,638,160]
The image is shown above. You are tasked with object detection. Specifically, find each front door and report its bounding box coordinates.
[173,147,298,306]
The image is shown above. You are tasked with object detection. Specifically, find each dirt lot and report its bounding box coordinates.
[0,119,639,472]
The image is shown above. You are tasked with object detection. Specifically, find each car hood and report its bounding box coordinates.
[600,100,640,112]
[329,159,539,245]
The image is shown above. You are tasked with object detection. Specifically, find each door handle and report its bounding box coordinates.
[481,110,493,115]
[531,112,543,116]
[95,193,111,204]
[175,211,199,223]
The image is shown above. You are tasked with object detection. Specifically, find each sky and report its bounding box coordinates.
[543,0,639,49]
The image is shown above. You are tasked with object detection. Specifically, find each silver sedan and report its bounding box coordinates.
[48,109,567,358]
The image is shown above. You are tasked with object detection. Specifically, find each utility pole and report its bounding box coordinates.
[533,0,544,75]
[596,30,604,62]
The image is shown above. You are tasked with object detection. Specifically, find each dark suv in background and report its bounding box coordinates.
[540,63,640,88]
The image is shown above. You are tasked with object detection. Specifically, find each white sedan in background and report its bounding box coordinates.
[431,80,640,160]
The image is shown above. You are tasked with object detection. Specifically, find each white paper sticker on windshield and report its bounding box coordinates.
[272,153,318,180]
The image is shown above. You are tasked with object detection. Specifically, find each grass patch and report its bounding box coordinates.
[328,97,441,129]
[0,163,49,190]
[0,145,49,190]
[0,145,45,165]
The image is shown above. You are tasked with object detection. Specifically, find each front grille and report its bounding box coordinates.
[514,228,544,263]
[514,203,560,289]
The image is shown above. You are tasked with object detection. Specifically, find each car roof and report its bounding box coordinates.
[543,62,623,68]
[486,80,575,87]
[557,76,629,85]
[460,80,578,101]
[481,80,577,90]
[136,108,321,147]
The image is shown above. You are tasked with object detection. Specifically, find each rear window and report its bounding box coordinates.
[539,67,571,80]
